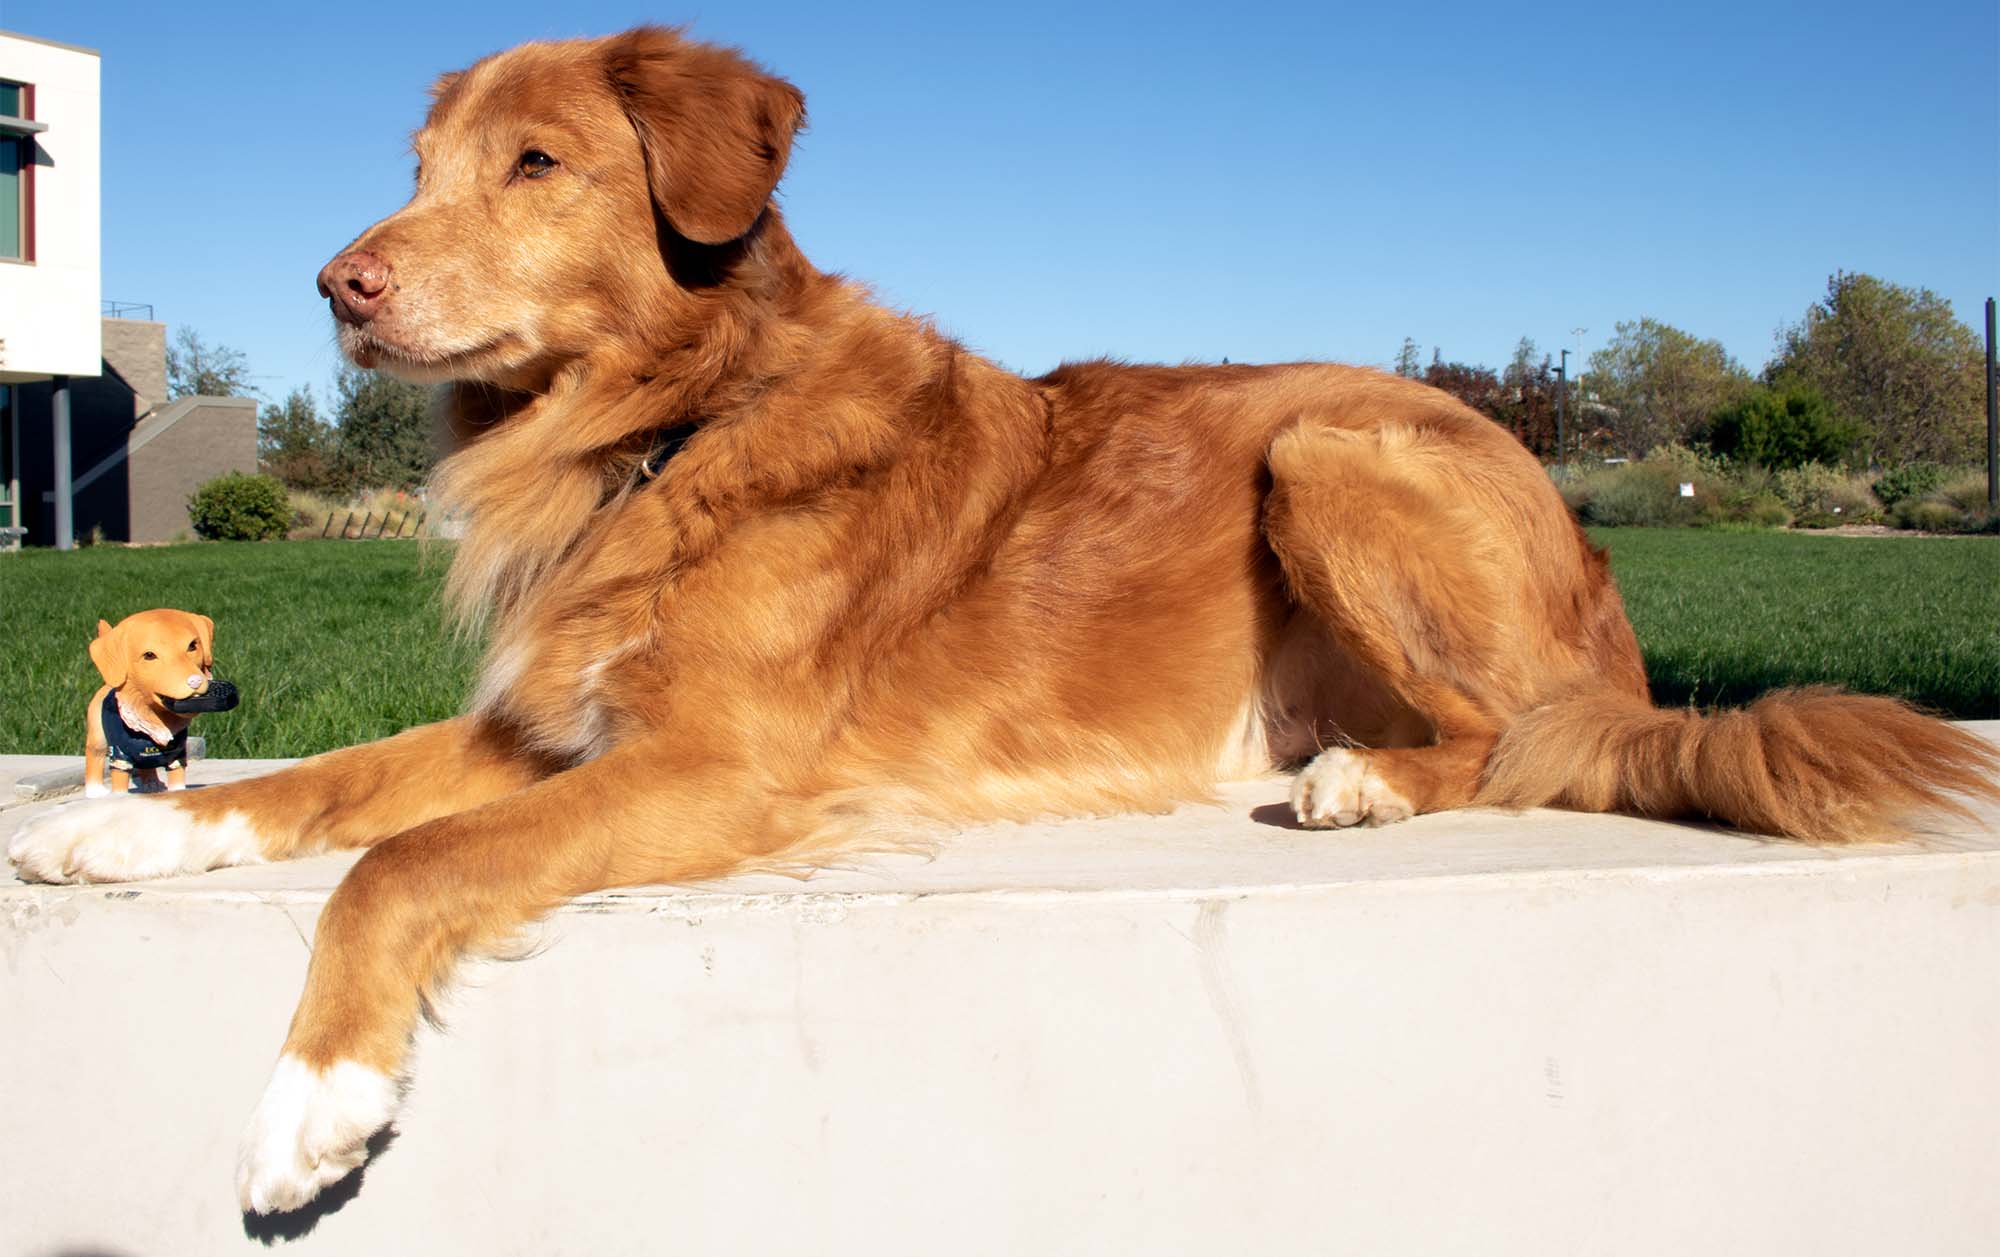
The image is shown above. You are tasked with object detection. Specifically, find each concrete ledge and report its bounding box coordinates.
[11,735,206,800]
[3,729,1998,1255]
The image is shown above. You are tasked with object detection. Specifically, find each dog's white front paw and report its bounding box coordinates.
[238,1056,402,1215]
[6,796,264,883]
[1291,748,1415,829]
[83,782,111,799]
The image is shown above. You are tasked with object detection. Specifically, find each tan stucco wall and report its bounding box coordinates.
[99,318,167,417]
[126,396,258,541]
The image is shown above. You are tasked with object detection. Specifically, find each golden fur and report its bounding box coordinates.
[13,26,1996,1212]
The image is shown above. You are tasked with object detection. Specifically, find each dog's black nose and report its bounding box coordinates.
[318,251,392,326]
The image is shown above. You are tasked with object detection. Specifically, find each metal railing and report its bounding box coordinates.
[320,508,427,540]
[101,300,155,320]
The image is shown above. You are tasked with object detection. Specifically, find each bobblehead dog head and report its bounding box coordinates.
[90,609,230,711]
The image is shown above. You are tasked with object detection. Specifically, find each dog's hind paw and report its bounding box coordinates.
[238,1055,401,1215]
[1291,748,1415,829]
[5,795,265,883]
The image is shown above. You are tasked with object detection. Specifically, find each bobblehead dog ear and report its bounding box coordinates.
[89,619,126,688]
[191,613,215,666]
[604,26,805,246]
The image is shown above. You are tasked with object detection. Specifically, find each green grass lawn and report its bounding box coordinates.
[0,531,1993,759]
[0,542,478,759]
[1588,528,1998,718]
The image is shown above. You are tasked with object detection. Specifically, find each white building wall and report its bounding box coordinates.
[0,32,101,382]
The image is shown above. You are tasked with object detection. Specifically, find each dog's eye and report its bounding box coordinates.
[517,150,558,179]
[142,651,158,661]
[187,640,198,653]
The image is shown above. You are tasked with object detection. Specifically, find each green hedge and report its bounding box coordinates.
[188,472,292,542]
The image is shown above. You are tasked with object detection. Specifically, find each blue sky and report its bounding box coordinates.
[10,0,1997,402]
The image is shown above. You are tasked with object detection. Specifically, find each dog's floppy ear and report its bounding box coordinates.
[603,26,805,246]
[190,612,215,666]
[89,619,126,688]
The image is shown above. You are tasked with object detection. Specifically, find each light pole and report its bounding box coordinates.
[1985,297,1995,510]
[1555,350,1569,464]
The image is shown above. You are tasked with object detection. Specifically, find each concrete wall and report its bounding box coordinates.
[0,32,100,382]
[4,738,1998,1256]
[127,395,258,540]
[15,368,256,543]
[100,316,166,417]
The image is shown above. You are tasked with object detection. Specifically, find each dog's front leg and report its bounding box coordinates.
[7,715,547,884]
[235,735,773,1215]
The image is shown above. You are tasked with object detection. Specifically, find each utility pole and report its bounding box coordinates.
[1555,349,1569,464]
[1986,297,1996,510]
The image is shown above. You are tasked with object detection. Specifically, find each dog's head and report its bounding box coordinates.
[91,609,217,703]
[316,26,805,390]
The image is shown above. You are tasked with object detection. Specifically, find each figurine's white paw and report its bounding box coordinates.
[6,795,264,883]
[238,1056,401,1215]
[1291,748,1415,829]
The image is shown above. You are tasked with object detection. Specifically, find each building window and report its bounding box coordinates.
[0,80,29,262]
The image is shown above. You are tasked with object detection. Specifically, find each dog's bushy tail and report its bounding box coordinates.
[1476,686,2000,842]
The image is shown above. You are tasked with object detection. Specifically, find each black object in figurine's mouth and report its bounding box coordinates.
[163,679,241,715]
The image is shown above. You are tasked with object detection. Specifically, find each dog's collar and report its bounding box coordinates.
[635,421,702,486]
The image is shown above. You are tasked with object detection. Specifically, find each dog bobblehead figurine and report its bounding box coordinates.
[84,609,240,797]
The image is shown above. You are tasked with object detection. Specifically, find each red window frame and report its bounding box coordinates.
[2,80,32,263]
[18,82,32,263]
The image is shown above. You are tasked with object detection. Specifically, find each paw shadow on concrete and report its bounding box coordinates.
[1249,802,1303,829]
[241,1126,398,1245]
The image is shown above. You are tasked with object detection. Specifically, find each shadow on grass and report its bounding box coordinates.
[1644,658,1998,721]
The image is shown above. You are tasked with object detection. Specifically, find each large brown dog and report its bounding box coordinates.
[9,26,1995,1214]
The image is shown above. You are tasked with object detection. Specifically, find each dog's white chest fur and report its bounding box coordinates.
[471,629,649,761]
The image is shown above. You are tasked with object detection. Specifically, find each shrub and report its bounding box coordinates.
[1551,447,1892,529]
[1577,462,1701,527]
[1871,462,1948,508]
[1740,493,1792,528]
[1892,497,1967,533]
[188,472,291,541]
[1772,462,1876,522]
[1705,384,1861,469]
[1937,470,1993,514]
[1641,443,1731,481]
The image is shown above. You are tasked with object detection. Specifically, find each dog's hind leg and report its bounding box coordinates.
[234,734,786,1215]
[1262,418,1556,828]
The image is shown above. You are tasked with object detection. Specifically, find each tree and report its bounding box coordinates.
[1421,358,1505,419]
[1495,336,1561,458]
[1767,272,1984,465]
[1584,318,1749,456]
[1704,384,1862,469]
[1393,338,1423,378]
[258,386,341,493]
[331,366,437,491]
[165,327,255,399]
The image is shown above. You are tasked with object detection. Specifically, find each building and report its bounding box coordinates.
[1,30,254,549]
[11,316,257,545]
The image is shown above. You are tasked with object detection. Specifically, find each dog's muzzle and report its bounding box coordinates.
[164,679,241,715]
